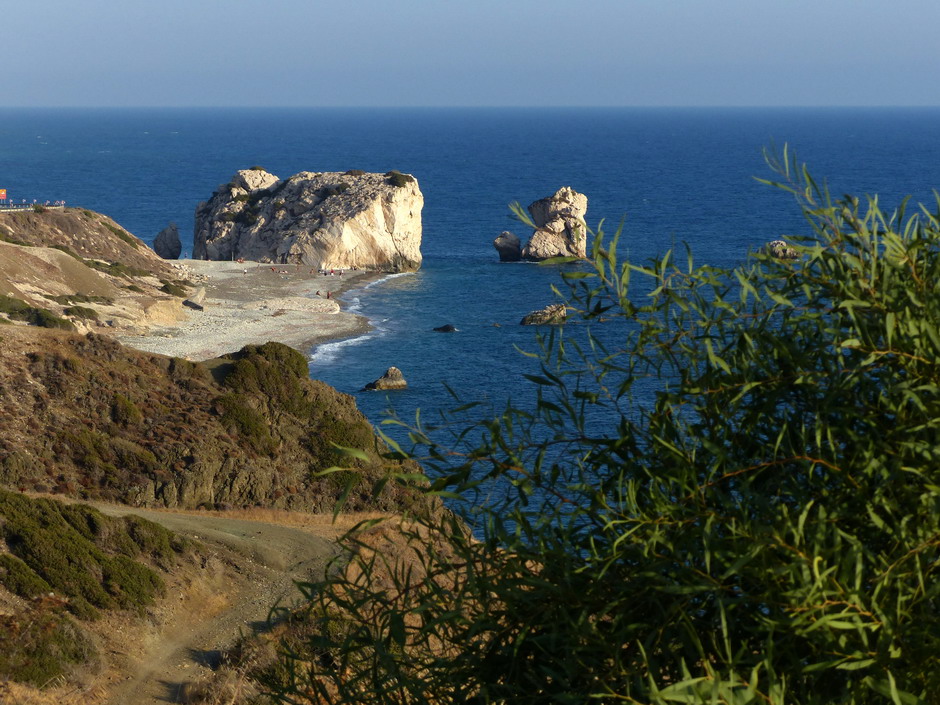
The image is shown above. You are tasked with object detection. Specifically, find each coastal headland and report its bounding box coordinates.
[0,206,429,703]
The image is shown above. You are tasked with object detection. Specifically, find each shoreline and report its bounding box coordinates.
[119,259,382,361]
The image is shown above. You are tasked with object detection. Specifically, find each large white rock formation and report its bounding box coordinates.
[193,168,423,272]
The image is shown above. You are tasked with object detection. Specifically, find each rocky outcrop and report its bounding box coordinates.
[495,188,588,262]
[433,324,457,333]
[493,231,522,262]
[0,209,187,336]
[522,187,588,261]
[363,366,408,391]
[153,223,182,259]
[763,240,799,260]
[193,168,423,273]
[521,303,567,326]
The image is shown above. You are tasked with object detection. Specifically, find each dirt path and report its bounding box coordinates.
[94,505,345,705]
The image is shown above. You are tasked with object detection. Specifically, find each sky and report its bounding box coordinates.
[3,0,939,108]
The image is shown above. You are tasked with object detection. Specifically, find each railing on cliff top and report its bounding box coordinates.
[0,202,67,213]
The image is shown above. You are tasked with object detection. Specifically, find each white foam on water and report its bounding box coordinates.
[309,272,411,365]
[310,329,383,365]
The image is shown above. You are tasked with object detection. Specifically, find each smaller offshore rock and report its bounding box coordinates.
[493,231,522,262]
[763,240,799,260]
[363,366,408,391]
[520,303,567,326]
[521,187,589,261]
[433,324,457,332]
[153,223,182,259]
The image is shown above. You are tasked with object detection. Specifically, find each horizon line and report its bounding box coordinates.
[1,104,939,111]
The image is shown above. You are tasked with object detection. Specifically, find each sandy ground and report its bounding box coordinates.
[90,504,385,705]
[118,260,379,361]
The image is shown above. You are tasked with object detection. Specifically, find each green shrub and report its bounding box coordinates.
[0,601,96,686]
[0,297,75,330]
[111,393,144,425]
[320,183,350,198]
[0,294,30,316]
[344,169,366,176]
[384,170,414,187]
[278,151,940,705]
[32,205,46,213]
[82,209,94,217]
[64,305,99,320]
[124,284,144,293]
[215,393,277,455]
[0,490,176,618]
[25,308,75,330]
[46,293,113,305]
[83,259,149,278]
[103,222,139,249]
[0,554,53,598]
[160,282,187,297]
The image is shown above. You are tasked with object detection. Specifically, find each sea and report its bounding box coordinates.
[5,107,940,446]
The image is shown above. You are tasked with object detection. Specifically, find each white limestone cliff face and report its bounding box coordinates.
[193,169,423,272]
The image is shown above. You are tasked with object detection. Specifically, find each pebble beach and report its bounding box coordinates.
[119,260,377,361]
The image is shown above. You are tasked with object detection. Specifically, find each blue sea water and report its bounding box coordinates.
[4,107,940,436]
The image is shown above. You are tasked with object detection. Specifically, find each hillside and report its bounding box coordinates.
[0,327,421,514]
[0,208,191,335]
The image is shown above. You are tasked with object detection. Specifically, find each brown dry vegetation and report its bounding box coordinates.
[0,209,172,277]
[0,326,426,515]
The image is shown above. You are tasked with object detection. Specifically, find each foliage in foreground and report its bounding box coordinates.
[0,489,184,620]
[274,151,940,704]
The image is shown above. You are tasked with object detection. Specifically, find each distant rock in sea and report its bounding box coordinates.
[153,222,182,259]
[493,231,522,262]
[193,167,423,273]
[520,303,568,326]
[763,239,799,260]
[363,366,408,391]
[433,324,458,332]
[494,187,588,262]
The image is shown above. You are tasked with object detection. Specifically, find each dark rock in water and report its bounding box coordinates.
[433,324,457,332]
[493,231,522,262]
[153,223,182,260]
[182,299,204,311]
[520,303,567,326]
[363,366,407,391]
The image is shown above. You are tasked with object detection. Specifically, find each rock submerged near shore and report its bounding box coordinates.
[193,168,423,273]
[363,366,408,391]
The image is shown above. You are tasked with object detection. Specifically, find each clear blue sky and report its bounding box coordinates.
[3,0,938,107]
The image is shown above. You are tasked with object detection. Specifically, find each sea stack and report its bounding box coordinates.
[193,168,423,273]
[153,222,182,259]
[363,367,408,391]
[494,187,588,262]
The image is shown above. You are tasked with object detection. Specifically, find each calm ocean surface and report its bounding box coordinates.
[4,107,940,436]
